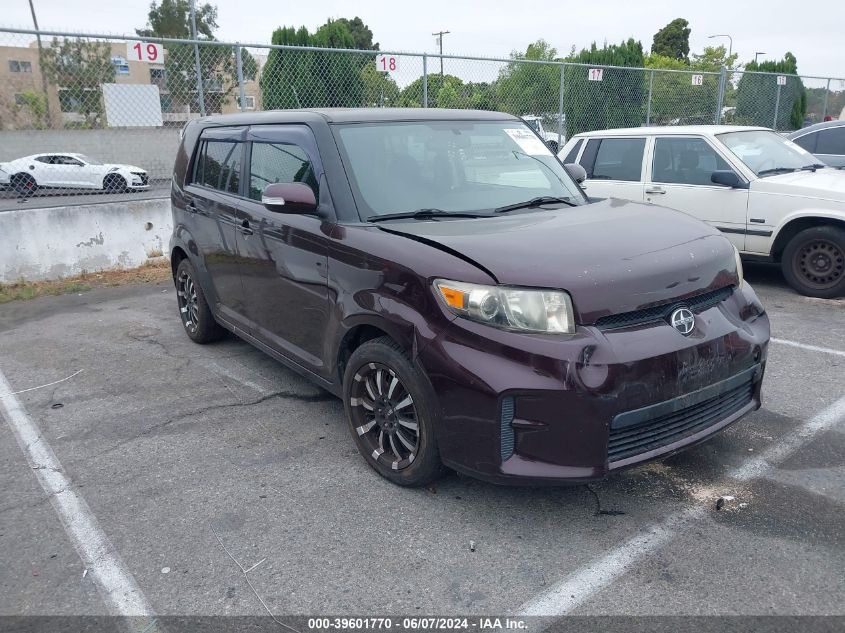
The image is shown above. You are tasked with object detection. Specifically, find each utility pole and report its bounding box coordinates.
[189,0,206,116]
[27,0,53,128]
[432,30,449,77]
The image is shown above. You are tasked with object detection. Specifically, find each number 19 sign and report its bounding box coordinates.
[376,54,398,73]
[127,41,163,63]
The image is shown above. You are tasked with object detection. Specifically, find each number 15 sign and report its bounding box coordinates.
[127,41,163,63]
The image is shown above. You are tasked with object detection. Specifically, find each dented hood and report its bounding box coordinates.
[379,198,739,324]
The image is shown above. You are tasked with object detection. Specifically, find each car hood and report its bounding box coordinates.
[103,164,146,173]
[751,168,845,202]
[378,198,739,325]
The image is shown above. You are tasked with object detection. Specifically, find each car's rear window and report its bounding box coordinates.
[194,140,242,195]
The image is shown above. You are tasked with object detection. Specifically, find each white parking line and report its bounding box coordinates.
[771,337,845,358]
[518,392,845,617]
[0,368,157,620]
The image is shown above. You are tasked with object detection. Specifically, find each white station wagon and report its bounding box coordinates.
[558,126,845,297]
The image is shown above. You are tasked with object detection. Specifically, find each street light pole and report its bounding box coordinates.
[754,52,766,65]
[189,0,206,116]
[707,34,733,58]
[432,30,449,77]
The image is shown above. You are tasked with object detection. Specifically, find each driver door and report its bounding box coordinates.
[645,136,749,251]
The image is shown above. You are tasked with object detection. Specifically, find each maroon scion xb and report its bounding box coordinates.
[169,108,770,486]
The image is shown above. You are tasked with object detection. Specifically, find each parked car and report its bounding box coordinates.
[558,125,845,298]
[0,153,149,194]
[170,109,769,487]
[522,115,564,153]
[788,120,845,168]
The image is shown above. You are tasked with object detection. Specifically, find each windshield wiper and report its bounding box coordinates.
[495,196,578,214]
[799,163,828,172]
[367,208,485,223]
[757,167,798,176]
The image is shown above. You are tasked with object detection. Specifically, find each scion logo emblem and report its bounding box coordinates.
[670,307,695,335]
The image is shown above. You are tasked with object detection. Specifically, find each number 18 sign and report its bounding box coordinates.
[127,41,163,63]
[376,54,398,73]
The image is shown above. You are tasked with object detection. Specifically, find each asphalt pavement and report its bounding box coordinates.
[0,263,842,631]
[0,181,170,212]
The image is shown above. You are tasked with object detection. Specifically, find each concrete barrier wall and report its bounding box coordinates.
[1,198,172,283]
[0,128,181,181]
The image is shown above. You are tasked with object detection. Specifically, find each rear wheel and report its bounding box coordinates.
[175,258,225,343]
[343,337,444,487]
[102,173,127,193]
[11,173,37,196]
[781,226,845,298]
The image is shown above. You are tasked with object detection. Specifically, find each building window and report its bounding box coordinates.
[9,60,33,73]
[243,95,256,110]
[14,93,27,105]
[111,56,130,75]
[149,67,166,88]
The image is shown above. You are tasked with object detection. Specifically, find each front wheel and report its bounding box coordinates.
[781,226,845,298]
[343,337,444,487]
[11,173,37,196]
[102,174,127,193]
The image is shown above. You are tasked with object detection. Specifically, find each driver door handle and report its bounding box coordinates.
[238,219,254,236]
[645,186,666,195]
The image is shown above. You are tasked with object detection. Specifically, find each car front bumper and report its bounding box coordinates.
[419,283,770,484]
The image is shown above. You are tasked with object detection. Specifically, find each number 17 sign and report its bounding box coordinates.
[127,41,163,63]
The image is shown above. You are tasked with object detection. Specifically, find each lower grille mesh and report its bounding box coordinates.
[500,397,515,462]
[608,376,754,464]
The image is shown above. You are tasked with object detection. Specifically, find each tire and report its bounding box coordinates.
[11,173,37,196]
[102,173,127,193]
[343,337,444,487]
[781,226,845,298]
[174,258,225,343]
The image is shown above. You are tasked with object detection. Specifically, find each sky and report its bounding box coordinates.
[4,0,845,82]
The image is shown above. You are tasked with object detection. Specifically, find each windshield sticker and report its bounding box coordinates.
[504,127,553,156]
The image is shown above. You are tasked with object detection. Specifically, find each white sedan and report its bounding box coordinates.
[0,153,149,194]
[558,125,845,298]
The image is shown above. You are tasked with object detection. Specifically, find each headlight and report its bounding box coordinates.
[434,279,575,334]
[733,245,744,286]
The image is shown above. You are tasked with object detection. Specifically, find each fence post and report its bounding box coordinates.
[715,66,727,124]
[557,63,565,147]
[193,41,205,116]
[773,83,782,130]
[235,44,246,112]
[422,53,428,108]
[646,69,654,126]
[822,78,831,120]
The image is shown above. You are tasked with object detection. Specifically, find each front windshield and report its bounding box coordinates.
[76,155,102,165]
[717,130,821,176]
[334,120,585,219]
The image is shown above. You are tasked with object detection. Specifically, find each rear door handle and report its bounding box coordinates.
[238,219,254,236]
[645,186,666,195]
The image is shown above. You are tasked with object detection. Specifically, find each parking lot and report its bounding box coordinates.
[1,263,843,629]
[0,182,171,213]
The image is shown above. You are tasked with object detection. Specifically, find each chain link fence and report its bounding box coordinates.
[1,26,843,205]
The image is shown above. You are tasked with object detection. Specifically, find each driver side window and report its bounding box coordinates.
[652,137,731,186]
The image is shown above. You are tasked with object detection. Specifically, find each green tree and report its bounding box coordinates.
[137,0,256,113]
[564,39,646,137]
[496,40,560,116]
[336,17,378,50]
[40,38,115,128]
[360,64,399,107]
[735,52,807,129]
[398,74,460,107]
[11,91,49,129]
[651,18,691,62]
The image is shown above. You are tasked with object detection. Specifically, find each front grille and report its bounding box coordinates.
[500,396,515,462]
[608,365,758,465]
[132,172,149,185]
[594,285,734,330]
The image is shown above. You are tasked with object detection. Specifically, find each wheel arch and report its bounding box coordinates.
[335,318,413,387]
[770,213,845,262]
[170,245,189,279]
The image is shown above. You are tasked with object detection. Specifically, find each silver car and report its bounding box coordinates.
[788,120,845,168]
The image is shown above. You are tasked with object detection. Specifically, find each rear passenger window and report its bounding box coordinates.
[652,137,731,186]
[561,139,583,164]
[248,142,318,201]
[792,132,818,153]
[816,127,845,155]
[195,140,242,194]
[592,138,645,181]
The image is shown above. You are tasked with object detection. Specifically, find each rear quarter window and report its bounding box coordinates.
[816,127,845,155]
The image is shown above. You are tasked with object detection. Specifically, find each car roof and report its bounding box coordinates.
[198,108,520,126]
[788,119,845,137]
[572,125,771,138]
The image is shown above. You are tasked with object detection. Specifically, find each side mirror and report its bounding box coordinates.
[564,163,587,184]
[262,182,317,214]
[711,170,748,189]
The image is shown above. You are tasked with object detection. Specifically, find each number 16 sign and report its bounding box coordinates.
[127,41,163,63]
